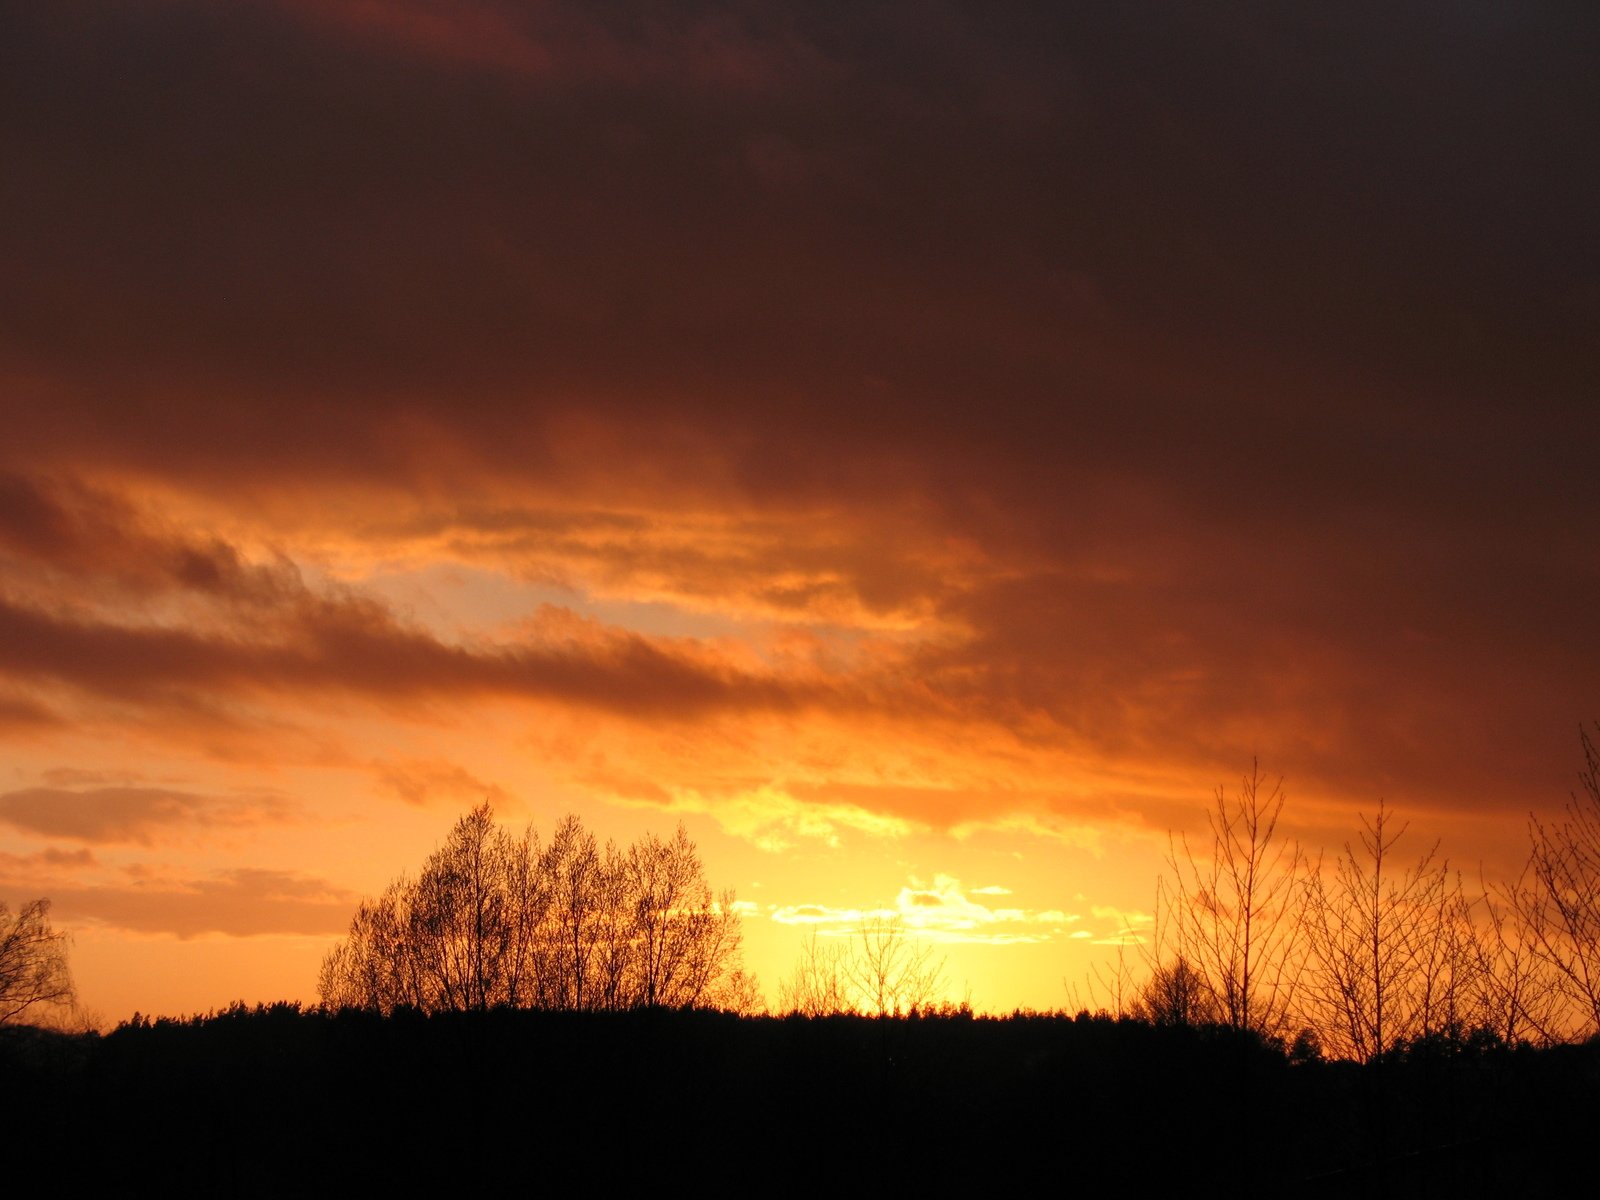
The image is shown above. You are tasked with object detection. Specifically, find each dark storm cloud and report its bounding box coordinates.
[0,475,825,720]
[6,1,1591,479]
[0,587,817,719]
[0,472,303,601]
[0,0,1595,825]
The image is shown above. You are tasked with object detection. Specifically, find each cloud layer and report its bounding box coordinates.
[1,2,1596,1004]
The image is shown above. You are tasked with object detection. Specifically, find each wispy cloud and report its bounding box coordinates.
[33,868,358,938]
[771,875,1084,945]
[372,758,510,809]
[0,786,294,845]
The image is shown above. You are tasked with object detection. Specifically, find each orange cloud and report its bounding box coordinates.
[0,786,294,845]
[32,869,357,938]
[372,758,510,808]
[4,0,1596,1019]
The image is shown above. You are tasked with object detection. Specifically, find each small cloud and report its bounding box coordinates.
[373,758,510,808]
[0,845,98,876]
[1091,904,1152,925]
[41,767,149,787]
[970,885,1012,896]
[1035,910,1081,924]
[1092,929,1150,947]
[770,903,865,926]
[638,784,912,853]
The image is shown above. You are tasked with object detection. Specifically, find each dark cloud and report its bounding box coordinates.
[4,2,1592,482]
[0,477,825,720]
[31,868,357,938]
[0,471,303,602]
[0,588,819,720]
[0,0,1595,837]
[0,786,291,844]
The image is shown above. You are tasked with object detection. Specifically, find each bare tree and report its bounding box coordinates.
[846,916,947,1016]
[1068,909,1143,1018]
[627,824,742,1009]
[1506,724,1600,1039]
[318,878,418,1012]
[1302,801,1479,1062]
[0,897,75,1025]
[319,805,745,1014]
[1161,762,1308,1043]
[410,802,511,1011]
[777,918,946,1016]
[707,966,767,1015]
[778,930,853,1015]
[1132,956,1219,1027]
[588,838,635,1011]
[498,822,548,1009]
[543,814,601,1010]
[1476,867,1564,1045]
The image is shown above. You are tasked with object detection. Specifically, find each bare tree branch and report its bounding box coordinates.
[0,897,76,1025]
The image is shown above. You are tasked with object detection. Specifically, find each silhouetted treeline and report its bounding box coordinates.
[7,1005,1597,1197]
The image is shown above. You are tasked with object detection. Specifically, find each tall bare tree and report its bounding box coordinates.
[1161,762,1308,1043]
[628,824,742,1009]
[543,814,601,1010]
[1302,801,1479,1062]
[410,802,510,1011]
[1506,724,1600,1038]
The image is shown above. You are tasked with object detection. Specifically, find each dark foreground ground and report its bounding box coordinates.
[5,1007,1596,1197]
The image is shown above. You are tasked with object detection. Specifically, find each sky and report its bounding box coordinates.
[2,0,1597,1022]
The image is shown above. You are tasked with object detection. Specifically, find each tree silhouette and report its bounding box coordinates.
[0,897,75,1025]
[1506,724,1600,1038]
[846,915,946,1016]
[319,804,747,1013]
[777,917,947,1015]
[1301,801,1479,1062]
[1158,762,1307,1043]
[1132,956,1219,1027]
[778,929,852,1015]
[1476,867,1564,1045]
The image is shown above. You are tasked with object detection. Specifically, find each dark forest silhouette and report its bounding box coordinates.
[7,1002,1597,1195]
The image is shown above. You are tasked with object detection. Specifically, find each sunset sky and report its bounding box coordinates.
[2,1,1597,1021]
